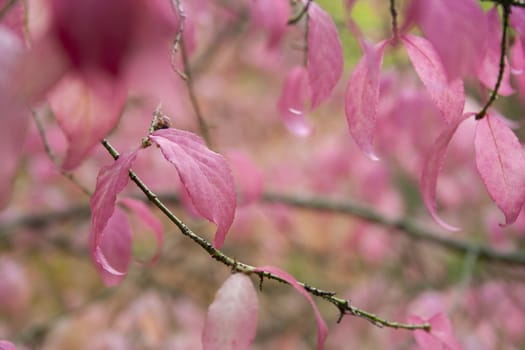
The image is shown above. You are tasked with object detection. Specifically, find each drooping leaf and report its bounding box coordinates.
[254,266,328,350]
[420,114,472,231]
[475,115,525,225]
[119,197,164,264]
[345,40,388,160]
[202,273,258,350]
[0,340,17,350]
[277,65,312,137]
[89,149,138,284]
[307,2,343,108]
[409,313,462,350]
[149,128,236,248]
[49,73,126,170]
[402,34,465,124]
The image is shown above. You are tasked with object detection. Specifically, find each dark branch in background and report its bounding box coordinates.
[475,2,511,120]
[482,0,525,9]
[287,0,313,25]
[100,139,430,332]
[389,0,399,40]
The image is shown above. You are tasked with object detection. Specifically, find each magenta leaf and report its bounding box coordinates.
[49,73,126,170]
[345,40,388,160]
[277,65,312,137]
[149,128,236,248]
[475,115,525,226]
[202,273,258,350]
[402,34,465,124]
[307,2,343,108]
[118,197,164,264]
[89,149,138,284]
[420,114,472,231]
[254,266,328,350]
[409,313,462,350]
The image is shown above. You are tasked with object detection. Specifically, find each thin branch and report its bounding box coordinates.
[288,0,313,25]
[475,3,511,120]
[100,139,430,332]
[481,0,525,8]
[390,0,399,41]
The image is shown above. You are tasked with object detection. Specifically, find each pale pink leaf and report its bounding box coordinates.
[477,8,513,96]
[250,0,290,48]
[277,65,312,137]
[150,128,236,248]
[49,73,126,170]
[475,115,525,225]
[420,114,472,231]
[344,41,387,160]
[413,0,487,80]
[89,207,132,286]
[402,34,465,124]
[254,266,328,350]
[118,197,164,264]
[409,313,462,350]
[89,149,138,284]
[0,340,16,350]
[226,151,264,205]
[307,2,343,108]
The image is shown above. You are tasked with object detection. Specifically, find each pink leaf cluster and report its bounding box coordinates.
[150,128,236,248]
[409,313,462,350]
[202,273,258,350]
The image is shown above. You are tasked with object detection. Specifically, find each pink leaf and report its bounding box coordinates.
[511,8,525,58]
[118,197,164,264]
[0,340,17,350]
[254,266,328,350]
[409,313,462,350]
[402,34,465,124]
[250,0,290,48]
[89,207,132,286]
[477,8,513,96]
[90,149,138,284]
[277,65,312,137]
[226,151,264,205]
[307,3,343,108]
[420,114,472,231]
[49,73,126,170]
[475,115,525,225]
[149,128,236,248]
[344,40,387,160]
[202,273,258,350]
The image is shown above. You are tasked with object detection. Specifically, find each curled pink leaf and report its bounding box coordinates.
[345,40,387,160]
[402,34,465,124]
[49,73,127,170]
[475,115,525,226]
[254,266,328,350]
[420,114,472,231]
[277,65,312,137]
[202,273,258,350]
[409,313,462,350]
[150,128,236,248]
[119,197,164,264]
[0,340,17,350]
[307,2,343,108]
[90,149,138,284]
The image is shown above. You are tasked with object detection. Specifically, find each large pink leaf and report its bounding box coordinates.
[254,266,328,350]
[345,40,387,160]
[475,115,525,225]
[118,197,164,264]
[402,34,465,124]
[420,114,472,231]
[149,128,236,248]
[277,65,312,137]
[89,149,138,284]
[49,73,126,170]
[413,0,486,80]
[0,340,16,350]
[477,8,513,96]
[409,313,462,350]
[202,273,258,350]
[307,3,343,108]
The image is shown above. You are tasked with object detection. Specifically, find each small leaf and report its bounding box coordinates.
[402,34,465,124]
[254,266,328,350]
[475,115,525,225]
[420,114,472,231]
[345,40,388,160]
[277,65,312,137]
[202,274,258,350]
[0,340,17,350]
[307,2,344,108]
[409,313,462,350]
[150,128,236,248]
